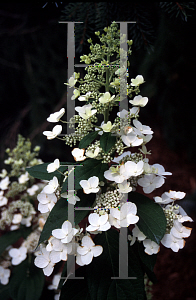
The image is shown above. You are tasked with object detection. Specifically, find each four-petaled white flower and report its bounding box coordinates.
[132,225,146,243]
[121,131,143,147]
[129,95,148,107]
[43,125,62,140]
[170,219,192,239]
[43,176,59,194]
[143,239,160,255]
[109,202,139,228]
[47,108,65,123]
[78,92,91,101]
[75,104,97,119]
[138,174,165,194]
[47,159,60,173]
[117,181,132,193]
[86,213,111,232]
[165,190,186,201]
[64,76,77,88]
[34,246,55,276]
[131,75,144,86]
[9,246,27,265]
[80,176,100,194]
[101,121,114,132]
[133,119,153,135]
[99,92,115,104]
[76,235,103,266]
[161,233,185,252]
[37,192,58,213]
[0,176,10,190]
[85,147,100,158]
[71,89,80,100]
[52,220,79,243]
[18,171,29,184]
[0,266,11,285]
[61,190,80,205]
[71,148,86,161]
[27,184,39,196]
[47,238,72,263]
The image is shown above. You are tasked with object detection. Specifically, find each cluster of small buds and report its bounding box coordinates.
[115,139,124,155]
[163,205,179,233]
[0,200,35,230]
[94,190,122,214]
[64,115,98,147]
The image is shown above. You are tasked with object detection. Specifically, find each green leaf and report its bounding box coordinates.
[100,132,116,153]
[38,197,68,244]
[0,230,24,255]
[86,229,146,300]
[109,86,116,94]
[9,258,45,300]
[38,191,95,244]
[74,159,108,190]
[129,192,167,244]
[79,131,98,149]
[26,162,75,182]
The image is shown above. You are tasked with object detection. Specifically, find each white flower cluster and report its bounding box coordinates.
[128,191,192,254]
[34,220,103,275]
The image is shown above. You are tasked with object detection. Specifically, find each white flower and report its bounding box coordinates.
[34,246,55,276]
[104,164,128,184]
[47,108,65,123]
[112,151,131,163]
[48,239,72,263]
[0,169,7,178]
[170,219,192,239]
[150,164,172,177]
[0,191,8,207]
[78,92,91,101]
[129,95,148,107]
[132,225,146,242]
[101,121,114,132]
[117,109,129,119]
[42,176,59,194]
[85,147,100,158]
[18,172,29,184]
[138,174,165,194]
[131,75,144,86]
[47,159,60,173]
[37,192,58,213]
[76,235,103,266]
[99,92,115,104]
[165,190,186,201]
[117,181,132,193]
[43,125,62,140]
[79,176,100,194]
[27,184,39,196]
[71,148,86,161]
[121,131,143,147]
[71,89,80,100]
[110,78,120,87]
[75,104,97,119]
[64,76,77,88]
[0,176,10,190]
[48,273,61,290]
[133,119,153,135]
[124,160,144,177]
[0,266,11,285]
[86,213,111,232]
[61,190,80,205]
[109,202,139,228]
[12,213,22,224]
[52,220,79,244]
[143,239,160,255]
[161,233,185,252]
[129,107,140,117]
[21,215,33,227]
[9,246,27,265]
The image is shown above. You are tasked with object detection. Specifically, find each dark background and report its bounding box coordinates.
[0,2,196,299]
